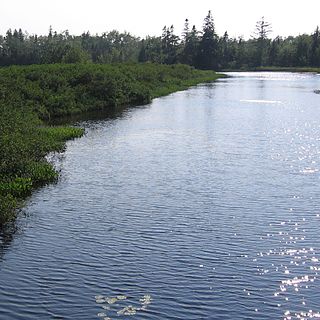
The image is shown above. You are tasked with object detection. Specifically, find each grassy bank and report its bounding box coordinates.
[0,63,221,225]
[0,109,84,225]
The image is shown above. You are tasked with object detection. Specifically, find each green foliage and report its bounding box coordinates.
[0,177,33,197]
[0,194,17,225]
[0,63,219,120]
[0,104,84,226]
[196,10,219,70]
[181,25,200,66]
[0,107,41,175]
[252,17,272,66]
[0,15,319,70]
[25,161,58,185]
[61,45,91,64]
[161,25,180,64]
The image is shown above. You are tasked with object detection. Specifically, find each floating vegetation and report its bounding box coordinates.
[140,294,152,305]
[105,297,118,305]
[95,293,152,319]
[95,298,105,304]
[117,305,137,316]
[97,312,107,317]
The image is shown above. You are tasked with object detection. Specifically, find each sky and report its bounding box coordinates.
[2,0,320,39]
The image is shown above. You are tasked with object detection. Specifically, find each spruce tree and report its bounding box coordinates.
[161,25,179,64]
[182,19,190,43]
[253,17,272,66]
[181,25,199,66]
[196,10,219,70]
[311,26,320,66]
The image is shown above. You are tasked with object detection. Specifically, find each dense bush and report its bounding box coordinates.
[0,63,219,119]
[0,106,84,225]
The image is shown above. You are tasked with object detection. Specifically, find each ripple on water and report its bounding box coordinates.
[1,72,320,319]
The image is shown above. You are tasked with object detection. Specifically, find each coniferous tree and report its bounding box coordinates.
[0,14,319,70]
[253,16,272,66]
[138,36,163,63]
[311,26,320,66]
[196,10,219,69]
[138,39,147,62]
[219,31,232,68]
[182,19,190,43]
[294,34,311,66]
[268,37,281,66]
[161,25,179,64]
[181,25,200,66]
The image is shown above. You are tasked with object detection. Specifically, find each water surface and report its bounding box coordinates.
[1,72,320,319]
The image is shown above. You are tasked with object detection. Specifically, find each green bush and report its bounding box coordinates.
[0,63,219,119]
[0,107,84,226]
[0,194,17,225]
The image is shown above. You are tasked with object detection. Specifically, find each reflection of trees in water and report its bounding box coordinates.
[0,222,18,261]
[48,103,141,126]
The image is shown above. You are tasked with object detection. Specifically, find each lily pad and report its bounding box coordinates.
[97,312,107,317]
[96,299,105,304]
[117,305,137,316]
[140,294,152,305]
[105,297,118,304]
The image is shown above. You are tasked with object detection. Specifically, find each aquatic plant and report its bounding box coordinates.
[95,293,152,318]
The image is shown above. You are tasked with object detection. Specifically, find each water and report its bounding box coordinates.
[1,72,320,319]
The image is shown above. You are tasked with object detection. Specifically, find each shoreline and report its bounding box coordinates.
[0,63,224,226]
[221,67,320,73]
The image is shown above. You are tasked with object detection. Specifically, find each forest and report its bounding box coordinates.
[0,11,320,70]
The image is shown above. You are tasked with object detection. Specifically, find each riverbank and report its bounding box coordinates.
[222,66,320,73]
[0,63,222,225]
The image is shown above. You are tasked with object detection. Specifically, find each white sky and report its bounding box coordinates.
[2,0,320,39]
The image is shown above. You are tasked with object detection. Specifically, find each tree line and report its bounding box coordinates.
[0,11,320,69]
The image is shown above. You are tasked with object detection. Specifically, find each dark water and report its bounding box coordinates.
[1,72,320,320]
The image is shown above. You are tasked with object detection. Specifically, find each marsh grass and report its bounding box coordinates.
[0,111,84,225]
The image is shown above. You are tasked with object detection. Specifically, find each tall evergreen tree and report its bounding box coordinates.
[180,25,200,66]
[182,19,190,43]
[295,35,311,66]
[196,10,219,70]
[219,31,231,68]
[137,36,163,63]
[161,25,179,64]
[311,26,320,66]
[253,16,272,66]
[268,37,280,66]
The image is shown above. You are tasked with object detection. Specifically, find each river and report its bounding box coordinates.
[1,72,320,319]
